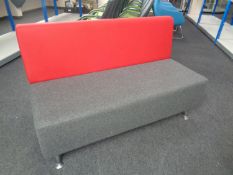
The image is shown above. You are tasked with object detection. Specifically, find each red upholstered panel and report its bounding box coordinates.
[16,17,173,83]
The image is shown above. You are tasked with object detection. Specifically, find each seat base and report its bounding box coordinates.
[30,59,207,163]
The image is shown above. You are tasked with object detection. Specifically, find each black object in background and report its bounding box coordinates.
[102,0,129,19]
[140,0,154,17]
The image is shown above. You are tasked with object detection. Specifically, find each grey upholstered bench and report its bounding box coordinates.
[16,17,207,171]
[31,59,207,169]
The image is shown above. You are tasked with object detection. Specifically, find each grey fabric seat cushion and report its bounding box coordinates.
[31,59,207,160]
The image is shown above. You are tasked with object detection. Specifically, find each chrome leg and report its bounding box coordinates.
[183,112,189,120]
[55,155,63,170]
[173,26,178,32]
[179,25,184,39]
[173,25,184,39]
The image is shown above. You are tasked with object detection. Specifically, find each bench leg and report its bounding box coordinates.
[183,112,189,120]
[55,155,63,170]
[174,26,178,32]
[173,26,184,40]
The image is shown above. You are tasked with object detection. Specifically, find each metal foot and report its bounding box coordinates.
[173,26,178,32]
[184,115,189,120]
[55,155,63,170]
[173,26,184,40]
[182,112,189,120]
[56,163,63,170]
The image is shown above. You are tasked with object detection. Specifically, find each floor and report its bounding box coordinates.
[187,14,233,59]
[0,8,64,35]
[0,16,233,175]
[0,8,80,67]
[215,7,233,24]
[0,32,19,67]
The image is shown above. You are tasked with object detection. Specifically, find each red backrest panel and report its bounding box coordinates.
[16,17,173,83]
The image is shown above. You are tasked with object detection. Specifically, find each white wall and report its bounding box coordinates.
[189,0,203,16]
[98,0,108,6]
[47,0,67,8]
[0,0,22,17]
[0,1,7,17]
[22,0,42,11]
[0,0,100,18]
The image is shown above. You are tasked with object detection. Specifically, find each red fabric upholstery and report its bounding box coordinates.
[16,17,173,83]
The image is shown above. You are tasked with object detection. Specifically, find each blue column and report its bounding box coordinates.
[214,0,232,43]
[79,0,83,17]
[197,0,207,25]
[212,0,219,16]
[231,13,233,25]
[4,0,15,31]
[41,0,48,22]
[186,0,192,14]
[53,0,59,15]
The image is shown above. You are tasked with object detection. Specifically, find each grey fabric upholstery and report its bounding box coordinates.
[30,59,207,161]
